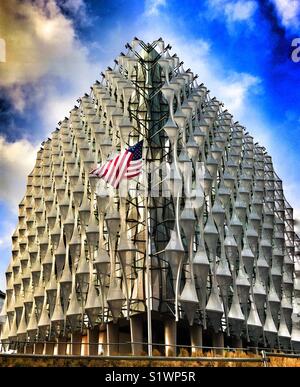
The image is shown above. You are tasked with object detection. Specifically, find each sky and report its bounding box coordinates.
[0,0,299,291]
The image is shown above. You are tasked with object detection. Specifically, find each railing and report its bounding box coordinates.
[0,340,264,354]
[0,352,266,366]
[2,339,300,367]
[0,340,297,353]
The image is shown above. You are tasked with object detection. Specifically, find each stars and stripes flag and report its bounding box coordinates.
[89,140,143,189]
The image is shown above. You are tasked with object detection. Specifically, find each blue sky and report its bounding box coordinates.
[0,0,299,291]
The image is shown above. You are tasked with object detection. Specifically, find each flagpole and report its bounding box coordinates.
[145,147,152,357]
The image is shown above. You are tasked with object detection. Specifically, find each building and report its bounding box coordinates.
[1,38,300,356]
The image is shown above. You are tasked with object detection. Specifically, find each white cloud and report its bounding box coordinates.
[205,0,258,29]
[0,136,38,209]
[215,73,260,113]
[224,0,258,22]
[0,0,100,125]
[144,0,167,16]
[58,0,90,24]
[0,38,5,62]
[5,86,27,113]
[270,0,300,29]
[1,0,72,85]
[0,222,16,250]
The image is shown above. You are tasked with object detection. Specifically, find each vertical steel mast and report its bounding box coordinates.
[127,39,170,356]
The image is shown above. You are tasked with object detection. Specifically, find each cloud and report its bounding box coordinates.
[0,136,38,209]
[215,73,261,113]
[270,0,300,30]
[0,0,100,117]
[0,0,72,85]
[0,38,5,62]
[5,86,27,113]
[57,0,90,24]
[144,0,167,16]
[205,0,258,29]
[0,220,16,253]
[225,0,258,22]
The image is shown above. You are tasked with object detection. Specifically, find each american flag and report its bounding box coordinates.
[90,140,143,189]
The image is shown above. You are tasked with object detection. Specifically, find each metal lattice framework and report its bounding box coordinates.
[1,38,300,355]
